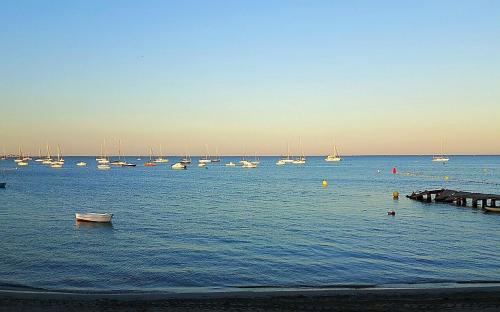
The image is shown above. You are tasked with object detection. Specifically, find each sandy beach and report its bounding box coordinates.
[1,284,499,312]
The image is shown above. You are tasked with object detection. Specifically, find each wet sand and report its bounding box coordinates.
[1,285,499,311]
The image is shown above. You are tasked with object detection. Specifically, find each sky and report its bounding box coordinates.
[1,0,499,156]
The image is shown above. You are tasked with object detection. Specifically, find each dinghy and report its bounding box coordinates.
[75,213,113,223]
[171,162,187,170]
[484,206,500,213]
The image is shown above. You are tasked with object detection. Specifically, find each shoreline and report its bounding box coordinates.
[1,284,500,311]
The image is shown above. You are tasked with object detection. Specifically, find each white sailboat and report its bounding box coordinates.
[199,145,212,163]
[211,147,221,163]
[251,153,260,165]
[51,145,64,168]
[154,145,169,163]
[293,139,306,164]
[14,146,24,163]
[97,163,111,170]
[96,142,108,163]
[35,148,44,162]
[277,143,294,165]
[325,145,342,162]
[432,141,449,162]
[42,144,53,165]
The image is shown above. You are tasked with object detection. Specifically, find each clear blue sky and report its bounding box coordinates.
[1,0,499,155]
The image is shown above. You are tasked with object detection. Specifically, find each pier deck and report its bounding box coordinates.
[407,189,500,209]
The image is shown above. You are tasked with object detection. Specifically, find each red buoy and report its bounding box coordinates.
[392,167,397,174]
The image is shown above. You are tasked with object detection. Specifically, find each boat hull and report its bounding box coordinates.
[75,213,113,223]
[484,206,500,213]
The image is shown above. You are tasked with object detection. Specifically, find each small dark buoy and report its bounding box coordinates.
[387,210,396,216]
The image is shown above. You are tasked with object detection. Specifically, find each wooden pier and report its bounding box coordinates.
[407,189,500,211]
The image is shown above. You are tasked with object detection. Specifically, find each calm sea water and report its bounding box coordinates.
[0,156,499,292]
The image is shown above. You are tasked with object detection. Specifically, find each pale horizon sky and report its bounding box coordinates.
[1,0,499,156]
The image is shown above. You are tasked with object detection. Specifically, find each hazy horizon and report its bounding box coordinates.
[1,1,499,155]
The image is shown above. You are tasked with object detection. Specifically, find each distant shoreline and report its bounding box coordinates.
[3,154,500,157]
[1,284,499,312]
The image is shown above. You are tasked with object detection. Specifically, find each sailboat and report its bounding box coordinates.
[181,148,192,165]
[96,140,111,164]
[35,148,44,162]
[110,140,127,166]
[1,148,6,160]
[14,146,24,163]
[144,147,156,167]
[211,148,221,163]
[199,145,212,164]
[51,146,64,168]
[251,153,260,165]
[16,147,29,166]
[325,145,342,162]
[432,141,449,163]
[277,143,294,165]
[293,139,306,164]
[42,144,53,165]
[153,145,169,163]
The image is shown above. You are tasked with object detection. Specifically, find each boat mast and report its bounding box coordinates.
[118,140,122,161]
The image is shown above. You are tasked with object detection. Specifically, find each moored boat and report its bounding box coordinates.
[241,160,257,168]
[171,162,187,170]
[144,147,156,167]
[484,206,500,213]
[75,213,113,223]
[153,145,169,163]
[76,162,87,167]
[97,164,111,170]
[325,144,342,162]
[121,162,136,167]
[225,162,236,167]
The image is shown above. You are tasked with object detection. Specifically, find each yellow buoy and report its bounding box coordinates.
[393,191,399,199]
[322,180,328,187]
[444,176,449,181]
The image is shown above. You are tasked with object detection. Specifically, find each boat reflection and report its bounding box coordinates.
[74,220,114,230]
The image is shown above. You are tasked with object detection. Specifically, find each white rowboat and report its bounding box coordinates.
[75,213,113,223]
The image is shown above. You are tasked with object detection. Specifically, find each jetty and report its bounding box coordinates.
[407,189,500,210]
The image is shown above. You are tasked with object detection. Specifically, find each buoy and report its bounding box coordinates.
[393,191,399,199]
[392,167,397,174]
[387,210,396,216]
[444,176,449,181]
[377,169,381,173]
[322,180,328,187]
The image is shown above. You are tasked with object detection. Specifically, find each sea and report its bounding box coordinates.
[0,156,499,293]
